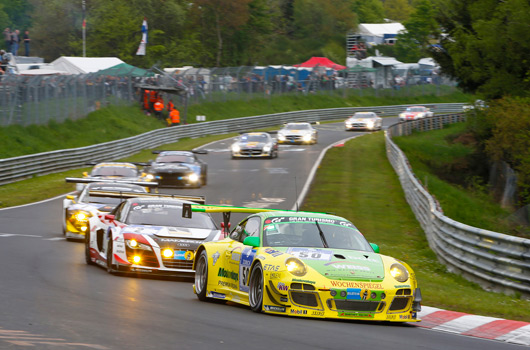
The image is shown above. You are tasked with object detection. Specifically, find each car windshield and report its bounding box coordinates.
[262,217,373,251]
[353,113,375,119]
[407,107,425,112]
[285,124,310,130]
[125,202,216,229]
[91,166,138,177]
[240,134,268,142]
[156,155,194,163]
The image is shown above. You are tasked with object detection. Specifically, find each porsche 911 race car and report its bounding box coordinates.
[277,122,318,144]
[142,150,208,188]
[190,205,421,322]
[62,179,154,240]
[398,106,433,122]
[344,112,382,131]
[86,195,222,277]
[231,132,278,159]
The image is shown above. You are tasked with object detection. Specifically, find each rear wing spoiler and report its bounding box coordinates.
[182,204,318,231]
[152,149,208,155]
[88,191,205,204]
[65,177,158,188]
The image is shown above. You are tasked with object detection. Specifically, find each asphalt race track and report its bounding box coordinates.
[0,120,524,349]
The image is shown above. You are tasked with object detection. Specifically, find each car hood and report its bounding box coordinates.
[278,247,385,280]
[68,203,115,213]
[123,224,218,240]
[237,141,268,148]
[151,163,197,173]
[280,129,310,135]
[347,118,373,123]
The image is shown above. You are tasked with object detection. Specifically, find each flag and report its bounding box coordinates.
[136,18,148,56]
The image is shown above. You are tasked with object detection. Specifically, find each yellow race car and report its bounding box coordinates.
[189,205,421,322]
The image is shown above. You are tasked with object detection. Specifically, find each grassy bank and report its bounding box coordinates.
[302,132,530,321]
[0,91,471,159]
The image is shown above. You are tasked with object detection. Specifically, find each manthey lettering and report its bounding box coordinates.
[218,267,238,281]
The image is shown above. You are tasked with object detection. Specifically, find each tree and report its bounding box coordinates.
[352,0,384,23]
[383,0,413,22]
[432,0,530,99]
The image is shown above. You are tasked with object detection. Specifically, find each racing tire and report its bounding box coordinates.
[85,231,94,265]
[106,240,116,274]
[195,250,209,301]
[249,263,264,313]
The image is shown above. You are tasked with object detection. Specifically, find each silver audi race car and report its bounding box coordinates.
[86,195,222,277]
[344,112,382,131]
[277,122,318,144]
[231,132,279,159]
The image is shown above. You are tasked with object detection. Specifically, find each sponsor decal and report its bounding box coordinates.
[399,314,410,320]
[256,255,266,260]
[287,248,332,261]
[116,249,125,254]
[346,288,369,300]
[185,251,194,261]
[267,216,355,228]
[208,292,226,299]
[292,278,316,284]
[264,248,283,257]
[329,281,383,289]
[290,309,307,315]
[264,305,286,313]
[212,251,220,266]
[412,312,417,319]
[280,297,289,302]
[311,311,325,316]
[269,272,281,279]
[218,267,238,281]
[174,250,187,260]
[218,280,238,289]
[277,282,288,291]
[239,248,256,292]
[264,264,280,271]
[325,263,370,271]
[386,315,397,320]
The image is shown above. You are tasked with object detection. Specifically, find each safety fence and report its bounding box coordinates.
[386,116,530,298]
[1,64,458,127]
[0,103,465,185]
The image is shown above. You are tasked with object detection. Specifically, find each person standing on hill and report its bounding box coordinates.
[153,98,164,120]
[10,29,19,56]
[23,30,30,56]
[3,28,10,52]
[169,108,180,126]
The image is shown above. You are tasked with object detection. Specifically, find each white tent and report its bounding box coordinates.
[357,23,405,46]
[50,56,125,74]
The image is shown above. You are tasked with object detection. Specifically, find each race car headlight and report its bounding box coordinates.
[285,257,307,277]
[145,174,155,180]
[188,173,199,183]
[126,239,153,251]
[366,121,374,128]
[232,144,241,153]
[73,211,90,222]
[162,249,174,258]
[278,134,286,141]
[302,134,312,141]
[389,263,409,283]
[263,144,272,153]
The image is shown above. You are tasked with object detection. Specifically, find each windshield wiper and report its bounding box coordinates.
[315,221,328,248]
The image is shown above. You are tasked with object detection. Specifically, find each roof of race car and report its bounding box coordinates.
[93,162,138,169]
[158,151,194,156]
[126,197,202,205]
[85,182,147,192]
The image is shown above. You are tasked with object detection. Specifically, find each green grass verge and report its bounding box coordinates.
[301,132,530,322]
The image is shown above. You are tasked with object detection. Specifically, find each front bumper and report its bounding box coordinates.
[149,172,200,187]
[232,149,272,158]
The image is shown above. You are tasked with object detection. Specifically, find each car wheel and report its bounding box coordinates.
[249,263,264,313]
[195,250,209,301]
[106,240,115,274]
[85,231,94,265]
[201,173,207,186]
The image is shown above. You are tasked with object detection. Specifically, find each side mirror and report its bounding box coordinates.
[243,236,260,248]
[370,243,380,253]
[66,195,75,200]
[104,214,115,221]
[82,171,88,177]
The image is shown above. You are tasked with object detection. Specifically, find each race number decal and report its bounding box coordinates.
[239,247,256,292]
[286,248,332,261]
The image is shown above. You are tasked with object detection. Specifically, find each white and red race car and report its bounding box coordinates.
[86,195,222,277]
[398,106,433,121]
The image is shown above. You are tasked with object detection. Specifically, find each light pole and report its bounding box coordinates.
[82,0,86,57]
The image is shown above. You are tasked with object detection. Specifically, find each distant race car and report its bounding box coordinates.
[76,162,144,191]
[190,205,422,322]
[277,122,318,144]
[398,106,433,122]
[231,132,278,159]
[344,112,382,131]
[142,150,208,188]
[86,195,222,277]
[62,179,153,240]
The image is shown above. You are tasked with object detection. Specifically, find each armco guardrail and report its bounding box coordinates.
[0,103,465,185]
[386,115,530,298]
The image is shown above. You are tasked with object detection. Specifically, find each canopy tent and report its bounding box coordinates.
[293,57,346,70]
[96,63,154,77]
[50,56,125,74]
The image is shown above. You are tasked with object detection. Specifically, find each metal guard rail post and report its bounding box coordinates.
[385,114,530,299]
